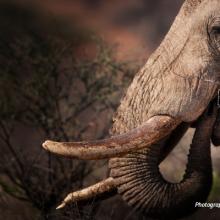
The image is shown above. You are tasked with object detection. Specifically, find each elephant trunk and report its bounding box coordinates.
[109,104,217,218]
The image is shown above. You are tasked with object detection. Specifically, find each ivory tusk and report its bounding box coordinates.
[56,177,115,209]
[43,116,181,160]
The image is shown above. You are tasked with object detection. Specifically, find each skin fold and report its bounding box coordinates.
[42,0,220,218]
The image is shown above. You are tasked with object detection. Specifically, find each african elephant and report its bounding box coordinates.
[42,0,220,218]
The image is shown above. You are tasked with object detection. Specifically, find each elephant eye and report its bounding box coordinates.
[209,24,220,52]
[212,26,220,35]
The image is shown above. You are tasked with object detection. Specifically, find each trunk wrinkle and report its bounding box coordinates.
[110,105,217,218]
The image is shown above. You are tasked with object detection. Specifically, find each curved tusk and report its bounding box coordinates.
[43,116,181,160]
[56,177,115,209]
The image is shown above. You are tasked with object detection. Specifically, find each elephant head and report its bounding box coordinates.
[42,0,220,218]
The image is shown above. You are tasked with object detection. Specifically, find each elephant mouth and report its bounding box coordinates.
[160,98,220,163]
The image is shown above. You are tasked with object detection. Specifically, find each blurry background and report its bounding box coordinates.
[1,0,220,219]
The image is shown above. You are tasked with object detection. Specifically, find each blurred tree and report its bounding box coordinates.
[0,2,135,219]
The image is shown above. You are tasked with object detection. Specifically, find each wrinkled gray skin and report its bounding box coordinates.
[109,0,220,218]
[42,0,220,218]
